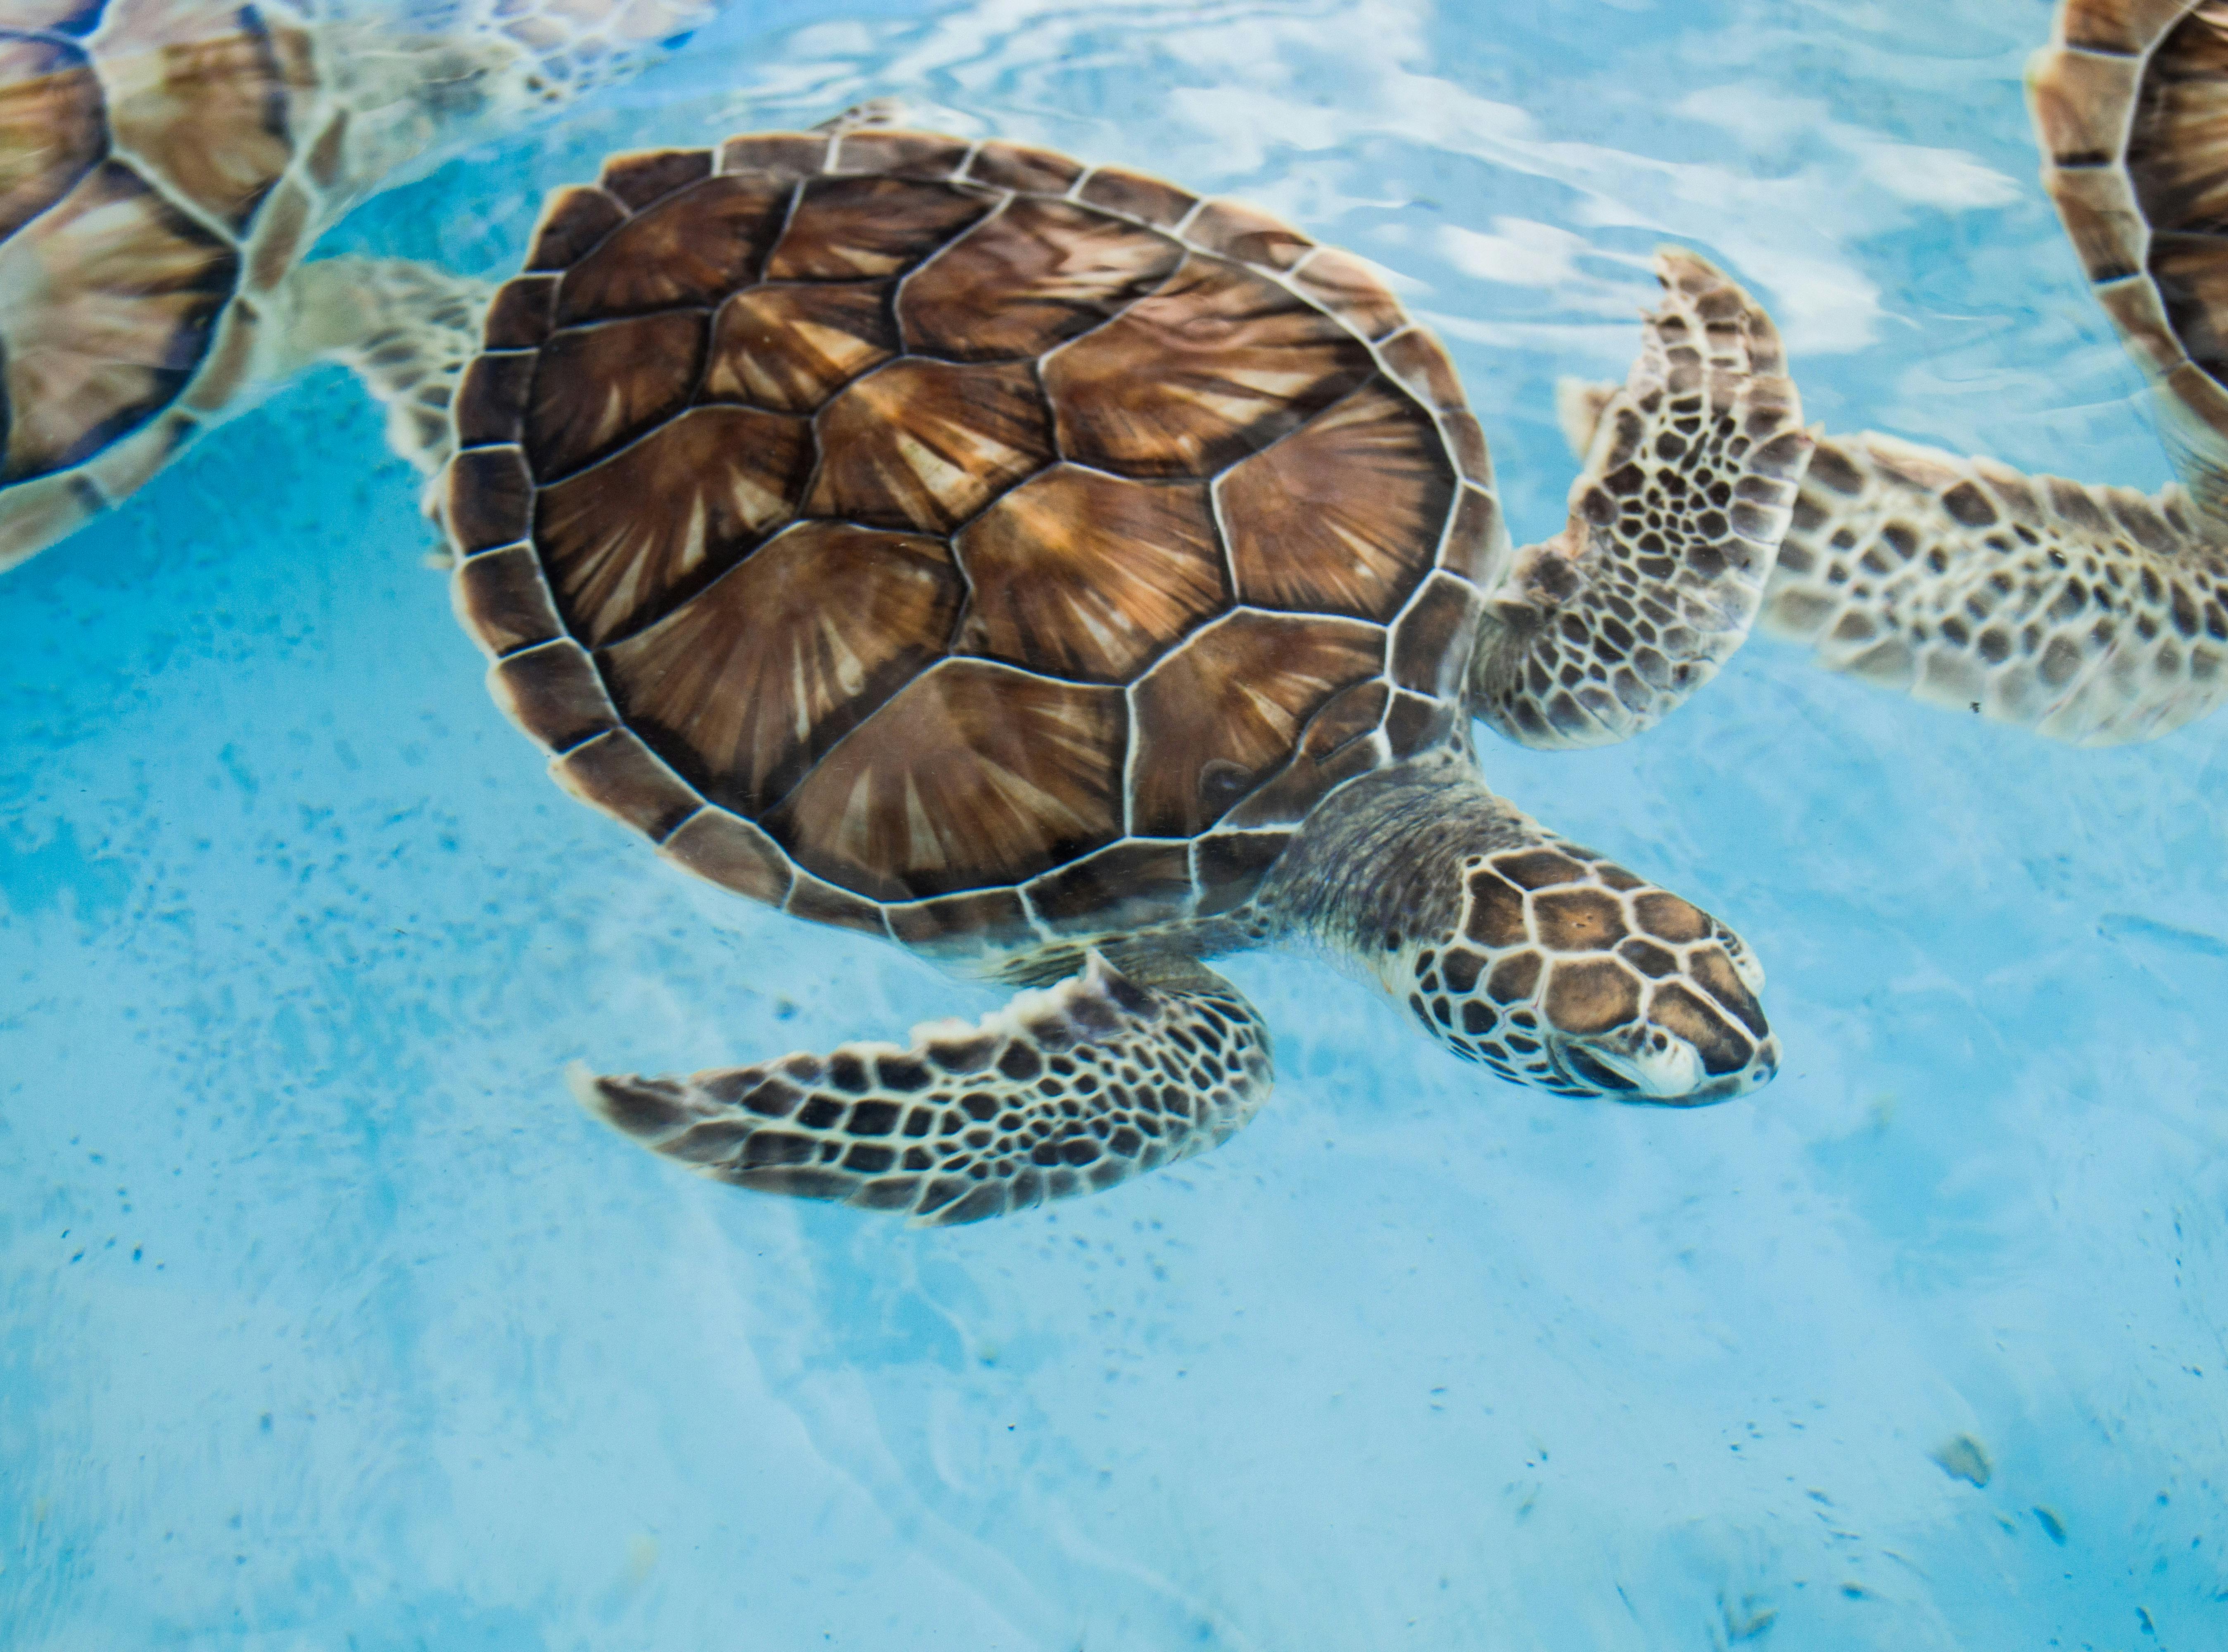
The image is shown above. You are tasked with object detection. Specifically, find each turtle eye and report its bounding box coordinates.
[1195,759,1253,818]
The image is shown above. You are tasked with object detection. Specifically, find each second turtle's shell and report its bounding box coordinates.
[0,0,335,561]
[445,127,1503,960]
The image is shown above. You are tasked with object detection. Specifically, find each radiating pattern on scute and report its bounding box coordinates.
[805,357,1052,531]
[0,35,105,241]
[705,281,895,411]
[1220,378,1455,618]
[536,404,810,644]
[602,521,961,812]
[767,661,1127,901]
[554,174,791,322]
[1043,254,1374,478]
[0,160,236,480]
[898,197,1183,360]
[451,129,1504,943]
[0,0,303,492]
[527,311,705,478]
[952,465,1225,680]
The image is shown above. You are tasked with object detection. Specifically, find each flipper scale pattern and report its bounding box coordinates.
[576,955,1274,1226]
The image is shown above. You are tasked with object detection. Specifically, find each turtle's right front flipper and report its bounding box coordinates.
[1468,250,1815,749]
[575,956,1274,1227]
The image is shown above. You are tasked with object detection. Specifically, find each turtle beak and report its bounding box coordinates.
[1550,1021,1779,1105]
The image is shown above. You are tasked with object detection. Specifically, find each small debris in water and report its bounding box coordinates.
[1721,1594,1776,1642]
[1930,1434,1992,1488]
[2034,1506,2066,1545]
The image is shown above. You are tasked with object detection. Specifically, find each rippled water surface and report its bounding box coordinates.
[6,1,2226,1647]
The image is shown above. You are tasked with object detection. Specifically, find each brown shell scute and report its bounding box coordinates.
[830,129,972,181]
[2150,232,2228,384]
[964,140,1084,196]
[764,176,993,280]
[599,521,960,814]
[952,465,1226,680]
[1043,254,1374,478]
[599,147,713,210]
[1188,199,1313,271]
[525,311,705,479]
[101,11,302,232]
[2125,10,2228,244]
[1219,377,1455,619]
[556,172,791,323]
[1026,839,1196,935]
[899,198,1183,361]
[0,35,104,242]
[537,404,810,645]
[1128,610,1385,838]
[0,160,235,482]
[527,186,627,271]
[805,357,1052,532]
[457,131,1493,925]
[705,282,896,412]
[766,661,1128,901]
[717,132,829,183]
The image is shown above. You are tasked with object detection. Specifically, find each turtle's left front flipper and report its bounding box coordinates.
[275,256,493,487]
[1758,432,2228,745]
[573,955,1275,1226]
[1469,250,1815,749]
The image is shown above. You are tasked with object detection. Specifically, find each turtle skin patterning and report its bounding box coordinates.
[444,125,1501,961]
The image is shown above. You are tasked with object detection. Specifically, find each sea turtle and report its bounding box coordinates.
[0,0,724,571]
[438,122,1815,1226]
[1563,0,2228,747]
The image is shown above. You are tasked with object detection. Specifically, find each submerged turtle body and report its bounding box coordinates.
[2030,0,2228,523]
[1675,0,2228,745]
[0,0,720,569]
[445,124,1497,967]
[444,123,1813,1225]
[0,0,334,555]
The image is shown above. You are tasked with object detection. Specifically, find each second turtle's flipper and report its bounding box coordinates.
[1760,431,2228,745]
[278,257,493,489]
[1471,250,1813,749]
[575,956,1274,1227]
[319,0,732,195]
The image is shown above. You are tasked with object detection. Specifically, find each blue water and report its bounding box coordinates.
[6,1,2226,1646]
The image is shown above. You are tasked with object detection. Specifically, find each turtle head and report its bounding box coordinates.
[1392,839,1779,1106]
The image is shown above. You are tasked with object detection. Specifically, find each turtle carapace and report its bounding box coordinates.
[442,118,1811,1225]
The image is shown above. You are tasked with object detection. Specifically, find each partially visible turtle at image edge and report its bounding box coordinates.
[1564,0,2228,746]
[439,118,1816,1226]
[0,0,722,569]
